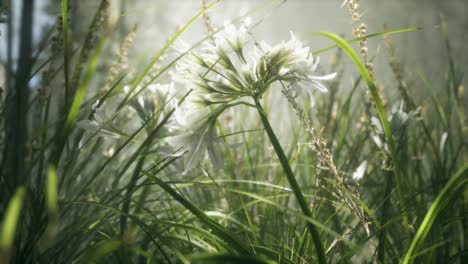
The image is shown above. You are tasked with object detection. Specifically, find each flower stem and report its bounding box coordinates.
[253,97,326,264]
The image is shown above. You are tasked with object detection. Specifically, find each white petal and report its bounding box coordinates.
[312,56,320,72]
[308,72,337,80]
[352,160,367,181]
[310,80,329,93]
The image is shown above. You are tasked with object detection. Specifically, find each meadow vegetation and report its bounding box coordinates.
[0,0,466,263]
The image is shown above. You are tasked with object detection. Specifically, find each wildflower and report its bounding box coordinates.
[171,21,336,172]
[77,82,175,139]
[76,97,125,139]
[253,32,336,95]
[131,82,175,123]
[167,100,224,173]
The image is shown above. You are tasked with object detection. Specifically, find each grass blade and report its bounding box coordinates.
[253,98,326,264]
[61,0,70,106]
[0,187,26,263]
[312,27,420,55]
[46,164,59,234]
[315,32,408,241]
[144,170,252,256]
[402,163,468,264]
[64,35,108,141]
[189,253,276,264]
[315,32,396,163]
[117,0,220,110]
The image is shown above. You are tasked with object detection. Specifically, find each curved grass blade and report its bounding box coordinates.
[220,188,346,244]
[312,27,421,55]
[116,0,220,111]
[0,187,26,263]
[77,240,123,264]
[70,201,172,263]
[46,165,58,214]
[157,220,231,252]
[166,179,291,192]
[46,165,59,233]
[143,170,252,256]
[315,32,412,259]
[315,32,406,215]
[315,32,396,163]
[254,98,326,264]
[189,253,276,264]
[63,34,109,141]
[402,164,468,264]
[61,0,70,105]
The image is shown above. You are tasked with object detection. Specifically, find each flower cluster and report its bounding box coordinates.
[170,20,336,172]
[173,21,335,105]
[77,82,174,140]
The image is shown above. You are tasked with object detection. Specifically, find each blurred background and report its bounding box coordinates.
[1,0,468,94]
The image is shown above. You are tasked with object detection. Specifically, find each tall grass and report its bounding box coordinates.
[0,0,466,263]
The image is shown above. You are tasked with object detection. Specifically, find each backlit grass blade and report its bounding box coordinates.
[240,197,259,245]
[189,253,276,264]
[315,32,396,163]
[402,163,468,264]
[116,0,220,110]
[47,165,58,216]
[254,98,326,264]
[64,35,109,140]
[0,187,26,262]
[77,240,123,264]
[144,170,252,256]
[157,220,231,251]
[70,201,172,263]
[312,27,420,55]
[61,0,70,105]
[315,33,406,236]
[218,188,346,243]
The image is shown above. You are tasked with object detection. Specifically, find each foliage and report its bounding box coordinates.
[0,0,466,263]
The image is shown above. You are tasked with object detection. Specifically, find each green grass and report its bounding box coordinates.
[0,1,466,263]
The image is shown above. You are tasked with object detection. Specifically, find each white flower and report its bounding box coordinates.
[307,72,337,93]
[170,23,336,173]
[254,32,336,94]
[172,98,209,130]
[136,82,174,115]
[168,100,224,173]
[77,81,177,141]
[220,19,250,53]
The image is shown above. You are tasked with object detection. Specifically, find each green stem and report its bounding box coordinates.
[253,97,326,264]
[377,170,393,262]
